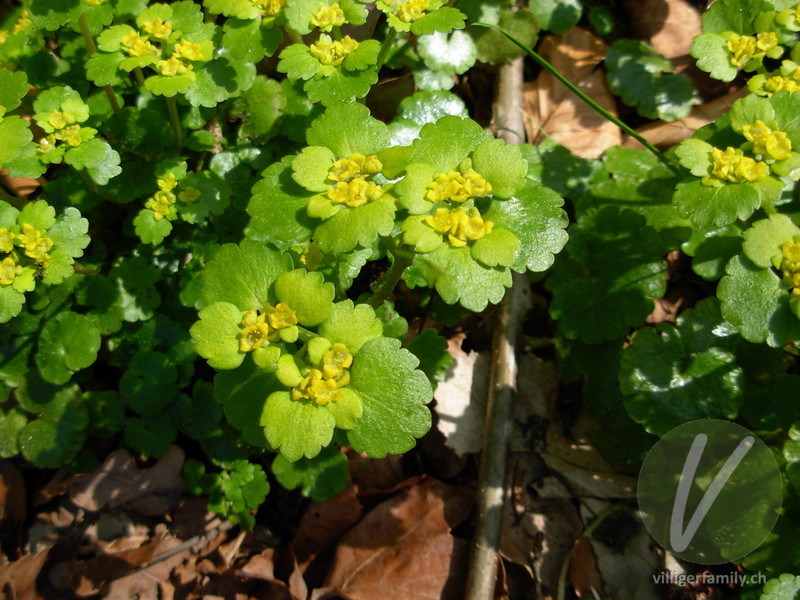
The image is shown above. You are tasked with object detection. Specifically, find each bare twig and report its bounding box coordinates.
[465,57,527,600]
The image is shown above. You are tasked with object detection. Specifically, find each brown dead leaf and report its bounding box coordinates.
[0,460,26,561]
[0,548,49,600]
[569,536,604,598]
[68,446,186,516]
[624,87,750,149]
[623,0,701,59]
[347,452,406,495]
[322,479,473,600]
[524,29,622,158]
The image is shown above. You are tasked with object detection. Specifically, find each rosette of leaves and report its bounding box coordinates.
[134,161,232,245]
[718,213,800,346]
[284,0,368,34]
[690,0,785,82]
[415,30,477,90]
[247,102,396,255]
[30,86,121,185]
[204,0,287,62]
[0,200,90,323]
[673,92,800,229]
[0,8,45,66]
[191,240,433,462]
[605,40,700,122]
[0,68,37,173]
[376,0,466,35]
[392,116,567,311]
[748,58,800,96]
[277,21,380,106]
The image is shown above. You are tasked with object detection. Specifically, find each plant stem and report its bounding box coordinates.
[134,67,146,87]
[78,14,121,116]
[761,195,778,216]
[375,28,397,72]
[166,97,183,150]
[287,28,303,44]
[472,22,681,176]
[367,242,413,309]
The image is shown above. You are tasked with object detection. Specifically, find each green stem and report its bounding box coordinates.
[762,195,778,216]
[472,22,681,176]
[78,14,121,116]
[134,67,146,87]
[287,28,303,44]
[375,28,397,73]
[368,242,413,309]
[166,97,183,150]
[77,169,114,202]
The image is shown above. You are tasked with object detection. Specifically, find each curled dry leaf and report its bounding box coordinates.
[569,536,604,598]
[623,0,701,59]
[68,446,186,516]
[0,548,50,599]
[524,29,622,158]
[0,460,26,559]
[322,479,472,600]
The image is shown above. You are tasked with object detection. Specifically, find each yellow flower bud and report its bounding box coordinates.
[395,0,429,22]
[0,228,14,253]
[173,39,204,62]
[311,3,346,30]
[265,302,298,330]
[122,31,156,58]
[158,56,191,77]
[143,17,173,40]
[158,173,178,192]
[178,186,201,204]
[0,257,20,286]
[17,224,54,264]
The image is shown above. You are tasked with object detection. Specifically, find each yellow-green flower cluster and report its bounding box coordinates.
[742,120,793,160]
[424,206,494,248]
[777,2,800,31]
[310,2,346,31]
[291,342,353,406]
[309,34,359,66]
[119,16,209,78]
[702,146,769,187]
[325,152,384,207]
[239,302,298,352]
[146,174,179,221]
[781,239,800,295]
[37,110,93,156]
[725,32,779,68]
[253,0,286,20]
[426,168,492,204]
[393,0,430,23]
[0,223,54,286]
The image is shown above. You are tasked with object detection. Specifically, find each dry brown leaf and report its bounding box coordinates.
[68,446,186,516]
[569,536,604,598]
[524,29,622,158]
[292,483,362,573]
[624,0,701,59]
[0,460,26,561]
[347,452,406,494]
[624,87,750,149]
[322,479,472,600]
[0,548,50,600]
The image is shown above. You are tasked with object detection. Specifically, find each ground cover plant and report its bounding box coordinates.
[1,0,800,597]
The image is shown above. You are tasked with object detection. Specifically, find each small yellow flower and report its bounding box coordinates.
[142,17,173,40]
[158,173,178,192]
[178,186,201,204]
[48,110,74,130]
[158,56,191,77]
[12,11,32,35]
[265,302,298,330]
[121,31,156,58]
[253,0,286,18]
[322,343,353,379]
[38,135,57,154]
[311,2,346,30]
[147,190,176,221]
[0,31,9,45]
[0,257,20,286]
[327,152,383,182]
[743,120,792,160]
[56,125,84,147]
[327,177,383,207]
[309,34,359,66]
[173,39,205,62]
[424,206,493,247]
[86,0,105,6]
[239,309,271,352]
[395,0,429,22]
[292,368,342,405]
[782,239,800,295]
[0,228,14,253]
[16,224,54,264]
[426,168,492,203]
[726,34,758,67]
[704,147,768,185]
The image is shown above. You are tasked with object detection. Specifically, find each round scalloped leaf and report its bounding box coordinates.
[471,8,540,65]
[247,157,316,251]
[729,94,775,134]
[529,0,582,34]
[485,181,569,273]
[673,179,761,229]
[398,91,468,127]
[410,6,466,35]
[121,350,179,416]
[0,117,33,168]
[0,287,27,323]
[306,102,390,157]
[394,162,437,213]
[191,302,246,370]
[471,229,519,268]
[261,391,336,461]
[698,0,770,34]
[64,138,122,186]
[185,55,256,108]
[546,206,667,343]
[0,408,27,458]
[318,301,384,355]
[471,139,527,199]
[110,257,162,323]
[214,359,282,432]
[620,299,744,435]
[347,337,432,458]
[690,34,738,82]
[409,116,492,173]
[292,146,335,192]
[222,19,282,62]
[275,269,335,327]
[761,574,800,600]
[169,382,223,441]
[19,408,87,468]
[719,254,800,347]
[0,68,28,115]
[201,239,293,310]
[313,197,395,255]
[271,444,349,501]
[743,214,800,268]
[134,210,172,246]
[417,30,476,75]
[27,0,84,31]
[204,0,262,19]
[35,312,101,385]
[305,67,379,107]
[124,415,176,459]
[48,207,90,258]
[771,91,800,145]
[409,245,512,311]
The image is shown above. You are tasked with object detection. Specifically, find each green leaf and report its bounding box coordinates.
[409,116,491,173]
[110,256,162,322]
[35,312,101,385]
[0,287,26,323]
[121,350,179,416]
[124,415,176,458]
[306,102,391,157]
[292,145,335,192]
[204,0,262,19]
[761,574,800,600]
[398,91,468,127]
[201,239,293,310]
[719,254,800,347]
[546,206,667,343]
[84,390,126,439]
[169,382,223,441]
[48,207,90,258]
[673,179,762,229]
[417,31,477,75]
[275,269,335,326]
[64,138,122,185]
[471,228,519,268]
[185,55,256,108]
[406,328,454,383]
[0,68,28,115]
[690,33,738,82]
[699,0,770,33]
[278,43,321,81]
[134,210,173,245]
[19,407,87,468]
[410,6,466,35]
[304,68,378,107]
[314,197,396,255]
[247,157,316,251]
[86,51,125,87]
[222,21,282,62]
[214,359,282,432]
[27,0,83,31]
[239,76,286,138]
[409,244,512,311]
[0,117,33,168]
[471,8,539,65]
[742,214,800,268]
[528,0,582,34]
[261,391,336,461]
[18,199,55,231]
[318,301,384,354]
[471,138,528,198]
[191,302,246,370]
[620,299,744,435]
[0,408,27,458]
[347,337,432,457]
[272,444,349,501]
